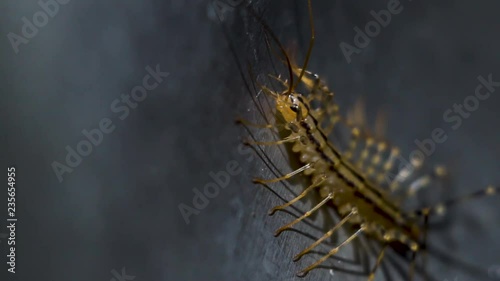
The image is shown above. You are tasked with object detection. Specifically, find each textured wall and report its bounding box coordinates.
[1,0,499,281]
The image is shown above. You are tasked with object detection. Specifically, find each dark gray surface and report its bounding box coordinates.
[1,0,499,281]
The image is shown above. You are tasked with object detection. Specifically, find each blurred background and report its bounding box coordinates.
[1,0,499,280]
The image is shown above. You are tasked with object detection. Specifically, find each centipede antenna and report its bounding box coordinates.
[291,0,315,94]
[261,32,288,122]
[263,32,286,93]
[214,2,265,119]
[247,5,294,96]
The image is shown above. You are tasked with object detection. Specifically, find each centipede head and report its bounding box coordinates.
[275,92,309,123]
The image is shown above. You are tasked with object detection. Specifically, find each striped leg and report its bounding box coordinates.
[293,208,358,261]
[368,244,388,281]
[297,226,366,277]
[274,192,334,237]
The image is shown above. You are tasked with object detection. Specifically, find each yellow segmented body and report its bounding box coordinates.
[277,85,421,252]
[244,68,432,277]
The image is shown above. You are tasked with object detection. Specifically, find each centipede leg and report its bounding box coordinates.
[375,147,400,185]
[235,118,275,129]
[253,162,313,184]
[267,74,289,88]
[389,156,424,192]
[343,127,361,160]
[269,175,326,215]
[365,141,388,177]
[356,137,375,171]
[244,135,300,146]
[291,68,338,128]
[368,244,388,281]
[291,68,320,93]
[297,226,365,277]
[406,175,432,197]
[321,113,341,136]
[408,250,417,281]
[293,208,357,261]
[274,192,333,237]
[410,185,498,217]
[402,165,447,201]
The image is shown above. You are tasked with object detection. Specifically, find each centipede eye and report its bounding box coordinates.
[290,104,299,112]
